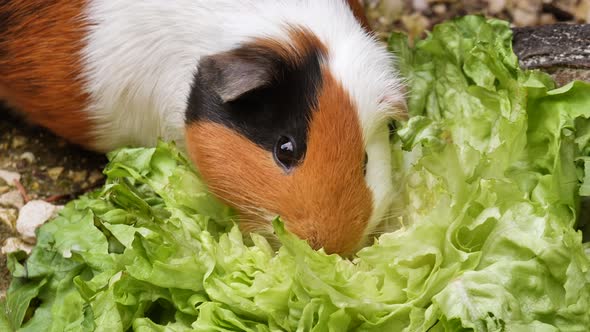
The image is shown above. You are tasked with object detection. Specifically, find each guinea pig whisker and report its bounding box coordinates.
[205,185,279,234]
[205,184,271,218]
[364,207,406,240]
[375,211,403,222]
[238,218,274,232]
[204,185,255,208]
[236,217,279,243]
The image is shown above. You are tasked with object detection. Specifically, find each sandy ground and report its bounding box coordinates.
[1,0,589,295]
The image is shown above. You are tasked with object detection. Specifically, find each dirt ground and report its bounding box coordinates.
[1,0,589,295]
[367,0,590,40]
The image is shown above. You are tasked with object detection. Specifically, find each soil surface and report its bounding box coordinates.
[1,0,589,296]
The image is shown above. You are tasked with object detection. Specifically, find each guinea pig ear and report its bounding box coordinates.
[197,52,275,103]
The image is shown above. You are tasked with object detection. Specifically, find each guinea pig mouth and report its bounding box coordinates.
[286,217,369,256]
[234,209,369,256]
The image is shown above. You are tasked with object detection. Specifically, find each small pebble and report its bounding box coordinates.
[412,0,428,12]
[512,7,538,26]
[88,170,105,184]
[581,0,590,22]
[488,0,507,14]
[401,13,429,40]
[0,186,9,195]
[0,190,24,209]
[432,3,446,15]
[47,166,64,181]
[0,169,21,185]
[539,13,556,25]
[19,151,35,164]
[1,237,33,255]
[378,0,405,25]
[11,136,27,149]
[514,0,542,11]
[69,170,88,183]
[0,207,18,229]
[16,200,62,243]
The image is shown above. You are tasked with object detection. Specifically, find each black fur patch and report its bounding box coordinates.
[185,41,325,162]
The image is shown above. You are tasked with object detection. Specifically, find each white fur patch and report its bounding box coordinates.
[81,0,405,238]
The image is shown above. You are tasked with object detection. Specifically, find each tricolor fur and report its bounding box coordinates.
[0,0,406,255]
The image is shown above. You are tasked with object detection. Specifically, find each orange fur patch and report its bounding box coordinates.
[250,26,328,65]
[0,1,94,148]
[185,69,371,255]
[281,70,373,254]
[346,0,372,32]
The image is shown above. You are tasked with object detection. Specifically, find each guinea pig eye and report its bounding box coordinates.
[274,136,298,172]
[363,152,368,176]
[388,121,397,142]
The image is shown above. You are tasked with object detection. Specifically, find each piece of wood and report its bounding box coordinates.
[512,23,590,84]
[512,23,590,69]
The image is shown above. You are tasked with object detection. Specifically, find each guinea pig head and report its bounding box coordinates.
[185,28,402,255]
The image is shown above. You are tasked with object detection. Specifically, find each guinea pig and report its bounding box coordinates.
[0,0,406,255]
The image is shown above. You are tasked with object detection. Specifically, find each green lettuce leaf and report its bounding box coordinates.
[4,16,590,331]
